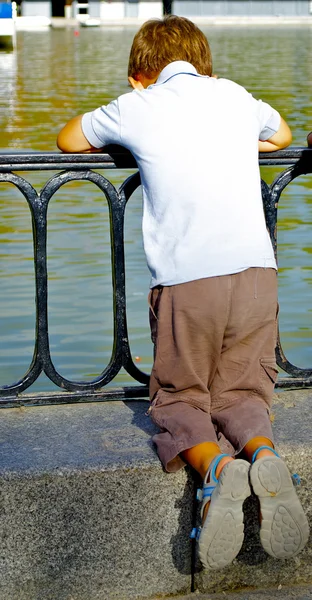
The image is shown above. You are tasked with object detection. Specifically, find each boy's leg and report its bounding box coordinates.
[243,436,274,461]
[148,271,277,471]
[209,268,309,558]
[210,267,278,454]
[181,437,276,525]
[181,442,232,480]
[148,279,251,569]
[148,279,230,472]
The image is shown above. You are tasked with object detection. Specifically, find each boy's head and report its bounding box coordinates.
[128,15,213,83]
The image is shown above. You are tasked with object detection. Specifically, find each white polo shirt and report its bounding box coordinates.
[82,61,279,288]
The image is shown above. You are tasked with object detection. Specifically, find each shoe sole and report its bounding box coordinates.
[198,459,250,570]
[250,456,310,559]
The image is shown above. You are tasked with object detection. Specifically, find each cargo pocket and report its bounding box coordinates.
[260,357,279,404]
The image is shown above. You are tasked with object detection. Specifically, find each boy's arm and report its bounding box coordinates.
[258,117,292,153]
[57,115,103,153]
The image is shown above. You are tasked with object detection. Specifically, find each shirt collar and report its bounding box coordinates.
[155,61,198,85]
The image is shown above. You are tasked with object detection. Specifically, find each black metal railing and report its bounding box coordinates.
[0,146,311,407]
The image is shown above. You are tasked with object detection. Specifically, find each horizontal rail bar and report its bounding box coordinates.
[0,146,311,172]
[0,386,149,409]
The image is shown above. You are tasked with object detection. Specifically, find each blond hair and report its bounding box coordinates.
[128,15,213,79]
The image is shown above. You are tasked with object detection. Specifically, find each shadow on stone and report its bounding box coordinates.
[170,468,196,576]
[237,494,269,566]
[125,400,159,453]
[126,401,196,576]
[192,481,270,577]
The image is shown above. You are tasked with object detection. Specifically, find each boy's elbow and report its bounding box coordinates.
[280,126,292,149]
[57,126,78,153]
[57,130,70,152]
[57,115,92,153]
[276,118,292,150]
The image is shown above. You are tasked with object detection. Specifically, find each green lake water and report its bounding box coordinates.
[0,25,312,391]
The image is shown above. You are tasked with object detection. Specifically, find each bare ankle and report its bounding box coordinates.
[254,448,276,461]
[215,456,234,479]
[243,437,274,463]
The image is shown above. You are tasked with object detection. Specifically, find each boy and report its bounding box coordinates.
[57,16,309,570]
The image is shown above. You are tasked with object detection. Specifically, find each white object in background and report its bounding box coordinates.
[80,17,101,25]
[65,4,72,17]
[15,16,51,30]
[137,1,162,17]
[0,1,16,49]
[99,1,125,19]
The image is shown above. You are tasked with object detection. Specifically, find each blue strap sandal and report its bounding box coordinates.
[249,445,310,559]
[191,454,251,570]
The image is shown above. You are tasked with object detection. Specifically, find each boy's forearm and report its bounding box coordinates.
[57,114,100,153]
[259,117,292,153]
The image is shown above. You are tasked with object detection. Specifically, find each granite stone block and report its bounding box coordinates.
[0,390,311,600]
[0,401,193,600]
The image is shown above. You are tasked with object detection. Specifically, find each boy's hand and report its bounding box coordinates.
[128,77,144,91]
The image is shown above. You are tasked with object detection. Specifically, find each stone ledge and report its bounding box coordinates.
[0,390,311,600]
[0,400,193,600]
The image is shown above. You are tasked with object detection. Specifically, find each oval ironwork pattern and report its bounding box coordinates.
[0,149,311,405]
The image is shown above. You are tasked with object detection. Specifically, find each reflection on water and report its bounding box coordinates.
[0,26,312,390]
